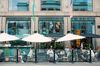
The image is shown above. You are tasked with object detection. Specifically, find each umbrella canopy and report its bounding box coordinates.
[0,33,19,42]
[22,33,53,63]
[22,33,53,43]
[81,33,100,38]
[56,33,85,42]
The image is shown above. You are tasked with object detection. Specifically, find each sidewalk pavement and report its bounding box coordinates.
[0,62,100,66]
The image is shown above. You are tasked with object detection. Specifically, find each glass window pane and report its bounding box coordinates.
[71,17,95,34]
[7,17,31,38]
[39,17,64,37]
[73,0,93,11]
[71,17,95,50]
[9,0,29,11]
[41,0,61,11]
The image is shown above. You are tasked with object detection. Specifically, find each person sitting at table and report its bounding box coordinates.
[47,46,54,62]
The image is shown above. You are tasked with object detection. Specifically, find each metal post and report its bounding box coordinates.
[16,48,18,63]
[89,37,92,63]
[53,39,56,63]
[53,49,55,63]
[35,43,37,63]
[89,49,92,63]
[72,48,74,63]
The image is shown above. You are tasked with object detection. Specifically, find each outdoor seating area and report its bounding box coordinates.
[0,32,99,63]
[0,0,100,65]
[0,47,100,63]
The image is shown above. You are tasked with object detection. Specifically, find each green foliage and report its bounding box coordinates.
[10,40,27,46]
[55,43,64,49]
[4,48,10,57]
[37,43,64,49]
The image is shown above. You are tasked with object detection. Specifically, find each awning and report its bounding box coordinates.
[81,33,100,38]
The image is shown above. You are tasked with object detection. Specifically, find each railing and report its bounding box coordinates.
[0,47,100,63]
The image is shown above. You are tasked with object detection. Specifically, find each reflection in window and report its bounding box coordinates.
[9,0,29,11]
[71,17,95,49]
[39,17,63,37]
[73,0,93,11]
[41,0,61,11]
[7,17,31,38]
[71,17,95,34]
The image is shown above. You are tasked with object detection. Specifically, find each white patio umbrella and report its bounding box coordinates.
[22,33,53,43]
[0,33,19,42]
[22,33,53,63]
[56,33,85,42]
[56,33,85,62]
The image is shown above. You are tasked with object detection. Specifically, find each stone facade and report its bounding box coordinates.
[0,0,100,49]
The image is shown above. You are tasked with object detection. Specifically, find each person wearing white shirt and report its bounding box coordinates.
[28,48,33,58]
[47,49,54,62]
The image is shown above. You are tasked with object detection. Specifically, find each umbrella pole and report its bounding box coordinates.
[35,43,37,63]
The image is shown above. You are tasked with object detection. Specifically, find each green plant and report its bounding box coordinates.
[55,43,64,49]
[4,48,10,57]
[10,40,27,46]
